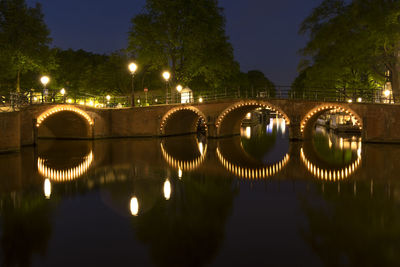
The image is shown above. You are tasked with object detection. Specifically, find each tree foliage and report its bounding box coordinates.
[128,0,239,91]
[0,0,55,92]
[294,0,400,99]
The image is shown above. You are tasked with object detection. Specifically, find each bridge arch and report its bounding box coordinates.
[36,105,94,139]
[215,101,290,137]
[160,106,208,136]
[300,104,363,139]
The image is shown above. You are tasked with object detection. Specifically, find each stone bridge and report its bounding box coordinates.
[1,98,400,152]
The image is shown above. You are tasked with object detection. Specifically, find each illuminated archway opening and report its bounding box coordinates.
[36,105,93,127]
[300,105,362,137]
[215,101,290,137]
[160,106,208,136]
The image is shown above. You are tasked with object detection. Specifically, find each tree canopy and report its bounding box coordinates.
[128,0,239,92]
[0,0,54,92]
[294,0,400,99]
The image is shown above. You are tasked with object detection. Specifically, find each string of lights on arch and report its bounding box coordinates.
[215,101,291,131]
[216,147,290,180]
[38,151,94,182]
[300,105,362,133]
[159,106,208,135]
[36,105,94,127]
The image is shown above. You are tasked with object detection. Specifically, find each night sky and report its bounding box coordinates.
[27,0,322,85]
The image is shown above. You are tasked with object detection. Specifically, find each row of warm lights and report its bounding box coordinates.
[129,178,172,216]
[300,148,361,181]
[300,105,361,133]
[216,102,289,129]
[160,141,207,171]
[36,106,94,127]
[38,151,93,182]
[159,107,208,134]
[216,147,290,180]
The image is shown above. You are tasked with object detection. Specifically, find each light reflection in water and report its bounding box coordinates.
[164,179,171,200]
[216,147,290,180]
[160,140,207,171]
[44,178,51,199]
[300,147,362,181]
[38,151,93,182]
[130,197,139,216]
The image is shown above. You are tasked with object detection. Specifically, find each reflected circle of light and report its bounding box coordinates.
[159,106,208,135]
[216,147,290,180]
[300,147,361,181]
[215,101,291,134]
[38,151,93,182]
[44,178,51,199]
[160,140,207,171]
[300,105,363,134]
[164,179,171,200]
[36,105,94,127]
[130,197,139,216]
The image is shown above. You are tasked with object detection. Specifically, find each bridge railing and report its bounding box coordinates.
[0,87,394,111]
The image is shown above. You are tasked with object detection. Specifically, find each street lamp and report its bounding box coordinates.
[176,84,182,103]
[163,71,170,104]
[40,76,50,102]
[129,62,138,107]
[60,88,66,103]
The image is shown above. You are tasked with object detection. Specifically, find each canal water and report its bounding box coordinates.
[0,119,399,266]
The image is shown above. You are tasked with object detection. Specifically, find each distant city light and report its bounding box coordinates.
[44,179,51,199]
[164,179,171,200]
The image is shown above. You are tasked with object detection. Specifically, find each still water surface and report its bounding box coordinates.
[0,119,399,266]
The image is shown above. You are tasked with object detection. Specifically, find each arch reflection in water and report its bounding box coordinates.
[300,148,361,181]
[164,179,171,200]
[216,147,290,180]
[160,139,207,171]
[130,197,139,216]
[37,151,94,182]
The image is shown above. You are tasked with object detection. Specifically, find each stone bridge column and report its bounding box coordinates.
[288,116,303,141]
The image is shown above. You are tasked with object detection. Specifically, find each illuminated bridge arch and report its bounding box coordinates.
[215,101,290,137]
[38,151,94,182]
[36,105,94,127]
[160,106,208,136]
[300,147,361,181]
[36,105,94,139]
[300,104,363,138]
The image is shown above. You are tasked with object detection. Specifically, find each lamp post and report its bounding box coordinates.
[176,85,182,104]
[60,88,66,103]
[129,62,138,107]
[40,76,50,103]
[162,71,170,104]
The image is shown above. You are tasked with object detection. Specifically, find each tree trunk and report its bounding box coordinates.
[16,69,21,93]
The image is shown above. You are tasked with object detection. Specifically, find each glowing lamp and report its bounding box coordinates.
[162,71,171,81]
[128,62,138,74]
[40,76,50,86]
[384,90,390,97]
[176,85,183,93]
[60,88,66,95]
[106,95,111,101]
